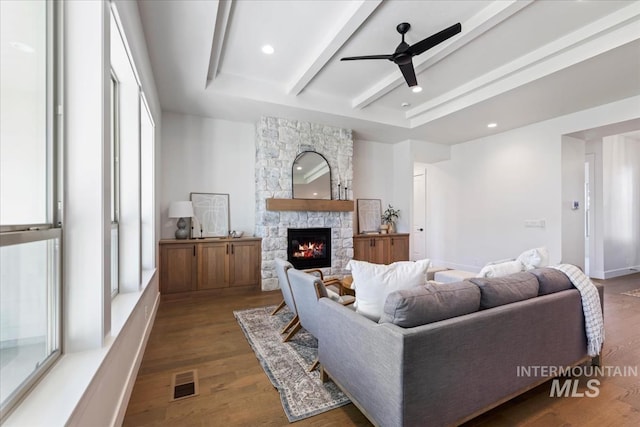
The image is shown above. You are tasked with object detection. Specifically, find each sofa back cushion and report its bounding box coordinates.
[529,267,573,295]
[468,272,539,309]
[379,281,480,327]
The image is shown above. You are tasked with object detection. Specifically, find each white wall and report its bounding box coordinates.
[392,140,413,233]
[425,131,561,271]
[352,140,395,233]
[561,135,586,269]
[422,96,640,271]
[160,112,256,239]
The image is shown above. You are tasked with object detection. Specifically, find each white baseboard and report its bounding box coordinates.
[604,266,640,280]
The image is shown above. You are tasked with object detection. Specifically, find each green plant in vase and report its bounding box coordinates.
[381,204,400,233]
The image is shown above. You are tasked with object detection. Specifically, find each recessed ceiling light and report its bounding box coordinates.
[313,192,318,196]
[401,102,410,108]
[296,166,302,170]
[411,86,423,93]
[487,123,497,128]
[261,44,274,55]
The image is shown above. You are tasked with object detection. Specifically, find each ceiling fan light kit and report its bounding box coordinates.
[341,21,462,88]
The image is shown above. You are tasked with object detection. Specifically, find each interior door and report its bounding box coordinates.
[412,171,427,261]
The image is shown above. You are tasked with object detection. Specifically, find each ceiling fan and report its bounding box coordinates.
[341,22,462,88]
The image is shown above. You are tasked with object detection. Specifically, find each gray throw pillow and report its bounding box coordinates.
[468,272,539,309]
[380,281,480,327]
[529,268,573,295]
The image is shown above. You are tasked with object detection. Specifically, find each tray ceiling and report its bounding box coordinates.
[138,0,640,144]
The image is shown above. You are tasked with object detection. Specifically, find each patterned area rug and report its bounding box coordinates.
[233,305,350,422]
[621,288,640,298]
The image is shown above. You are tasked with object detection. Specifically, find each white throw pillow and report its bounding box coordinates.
[517,247,549,270]
[477,260,524,278]
[346,259,431,322]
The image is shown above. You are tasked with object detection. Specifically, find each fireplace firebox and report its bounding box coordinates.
[287,228,331,269]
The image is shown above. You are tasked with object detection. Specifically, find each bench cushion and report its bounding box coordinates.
[380,281,480,327]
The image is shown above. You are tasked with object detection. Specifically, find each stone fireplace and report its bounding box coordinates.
[255,117,354,291]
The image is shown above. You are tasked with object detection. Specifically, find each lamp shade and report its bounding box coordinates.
[169,201,194,218]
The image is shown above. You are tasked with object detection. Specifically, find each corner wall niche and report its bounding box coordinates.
[255,117,354,291]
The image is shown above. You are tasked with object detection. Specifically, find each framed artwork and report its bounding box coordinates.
[190,192,230,238]
[357,199,382,234]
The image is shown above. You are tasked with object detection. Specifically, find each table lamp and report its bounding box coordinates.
[169,201,194,239]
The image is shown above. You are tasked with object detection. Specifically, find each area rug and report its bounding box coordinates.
[621,288,640,298]
[233,305,350,422]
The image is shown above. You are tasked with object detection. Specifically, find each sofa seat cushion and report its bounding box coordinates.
[468,272,539,309]
[347,259,431,322]
[380,281,481,327]
[529,267,573,295]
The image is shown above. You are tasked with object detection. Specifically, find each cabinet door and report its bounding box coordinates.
[198,242,228,289]
[389,235,409,263]
[228,241,260,287]
[370,238,388,264]
[160,244,196,294]
[353,236,371,261]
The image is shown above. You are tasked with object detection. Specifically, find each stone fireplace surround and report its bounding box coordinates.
[255,117,354,291]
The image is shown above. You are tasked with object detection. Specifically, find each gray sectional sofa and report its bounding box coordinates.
[317,268,604,427]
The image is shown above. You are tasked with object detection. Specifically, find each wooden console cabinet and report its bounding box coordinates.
[160,237,261,294]
[353,233,409,264]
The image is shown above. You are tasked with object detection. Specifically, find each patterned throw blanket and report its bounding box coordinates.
[550,264,605,357]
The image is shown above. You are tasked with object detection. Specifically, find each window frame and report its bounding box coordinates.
[110,71,120,298]
[0,0,62,420]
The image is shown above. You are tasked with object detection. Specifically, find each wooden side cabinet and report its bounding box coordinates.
[353,233,410,264]
[160,238,261,295]
[160,243,196,294]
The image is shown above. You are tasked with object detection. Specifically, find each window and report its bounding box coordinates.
[0,0,60,419]
[110,5,156,293]
[111,73,120,297]
[140,93,155,272]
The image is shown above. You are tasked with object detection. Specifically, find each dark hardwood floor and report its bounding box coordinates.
[124,274,640,426]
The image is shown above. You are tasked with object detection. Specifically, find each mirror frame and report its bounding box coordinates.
[291,151,332,200]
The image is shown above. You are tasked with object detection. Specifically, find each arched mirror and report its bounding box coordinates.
[292,151,331,199]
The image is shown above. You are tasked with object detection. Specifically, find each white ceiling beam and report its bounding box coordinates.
[206,0,233,86]
[351,0,533,109]
[286,0,382,96]
[407,2,640,127]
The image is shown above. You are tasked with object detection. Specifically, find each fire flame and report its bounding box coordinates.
[293,241,325,259]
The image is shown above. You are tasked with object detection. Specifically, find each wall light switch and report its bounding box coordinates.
[525,219,546,228]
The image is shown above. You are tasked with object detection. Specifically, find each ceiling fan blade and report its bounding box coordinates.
[407,22,461,56]
[341,54,393,61]
[398,61,417,87]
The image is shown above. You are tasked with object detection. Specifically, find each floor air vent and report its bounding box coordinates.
[170,369,199,401]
